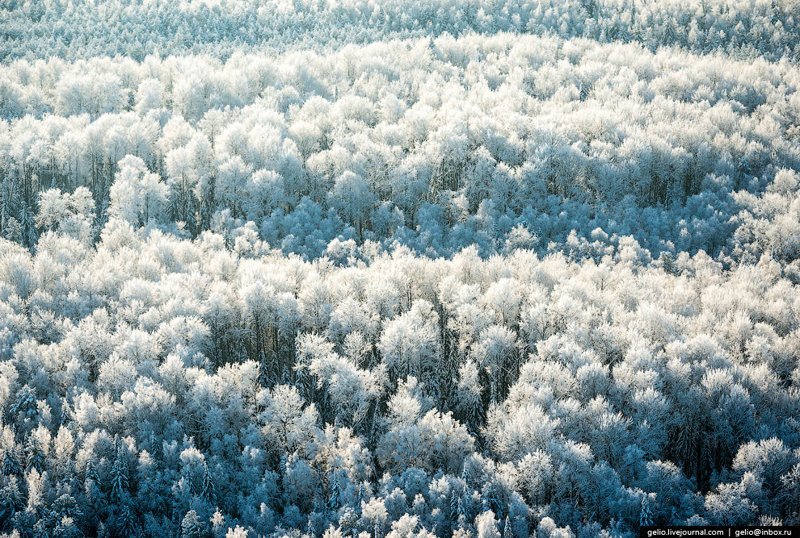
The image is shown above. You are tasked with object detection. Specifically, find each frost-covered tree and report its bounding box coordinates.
[0,4,797,536]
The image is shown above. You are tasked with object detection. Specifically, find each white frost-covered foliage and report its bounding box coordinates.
[1,33,800,261]
[2,0,799,61]
[1,1,799,536]
[0,230,798,535]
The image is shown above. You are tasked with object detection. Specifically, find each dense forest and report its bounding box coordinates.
[3,0,800,61]
[1,1,799,537]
